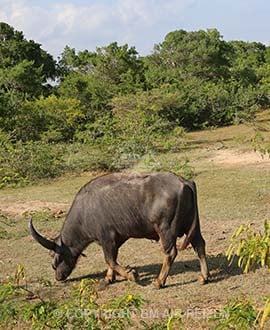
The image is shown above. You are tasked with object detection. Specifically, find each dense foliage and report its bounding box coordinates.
[226,221,270,273]
[1,22,270,184]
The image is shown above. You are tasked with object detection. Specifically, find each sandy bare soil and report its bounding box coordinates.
[0,201,69,217]
[210,149,270,168]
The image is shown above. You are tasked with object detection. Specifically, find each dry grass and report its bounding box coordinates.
[0,116,270,329]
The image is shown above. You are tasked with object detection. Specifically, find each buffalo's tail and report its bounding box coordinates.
[179,180,199,250]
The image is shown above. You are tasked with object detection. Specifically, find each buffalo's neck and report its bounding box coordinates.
[60,216,94,256]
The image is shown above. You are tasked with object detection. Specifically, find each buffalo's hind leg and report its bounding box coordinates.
[153,237,177,289]
[191,233,209,284]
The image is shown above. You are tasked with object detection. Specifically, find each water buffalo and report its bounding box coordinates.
[29,172,209,288]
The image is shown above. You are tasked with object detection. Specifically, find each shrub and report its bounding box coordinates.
[209,299,257,330]
[103,101,175,154]
[109,82,259,131]
[226,221,270,273]
[252,126,270,158]
[209,297,270,330]
[0,136,66,187]
[257,297,270,329]
[15,95,85,142]
[76,103,179,170]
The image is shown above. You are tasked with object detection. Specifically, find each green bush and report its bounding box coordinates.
[63,142,120,172]
[0,135,66,187]
[257,297,270,329]
[252,127,270,158]
[209,299,257,330]
[14,95,86,142]
[75,97,179,170]
[226,221,270,273]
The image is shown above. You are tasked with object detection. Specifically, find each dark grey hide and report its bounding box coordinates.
[29,172,209,288]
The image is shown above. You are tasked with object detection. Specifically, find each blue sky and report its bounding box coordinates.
[0,0,270,59]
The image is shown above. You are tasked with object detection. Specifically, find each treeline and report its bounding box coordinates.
[0,22,270,184]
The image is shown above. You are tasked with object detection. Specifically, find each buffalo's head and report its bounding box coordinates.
[29,219,78,281]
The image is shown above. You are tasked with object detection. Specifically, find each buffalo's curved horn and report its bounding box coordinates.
[28,218,60,252]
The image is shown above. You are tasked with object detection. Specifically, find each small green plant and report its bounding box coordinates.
[140,313,183,330]
[0,266,145,329]
[209,299,257,330]
[166,313,183,330]
[256,297,270,329]
[226,220,270,273]
[252,129,270,158]
[0,227,12,239]
[0,212,15,239]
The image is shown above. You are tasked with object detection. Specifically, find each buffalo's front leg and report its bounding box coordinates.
[102,239,139,283]
[105,257,139,282]
[105,266,116,283]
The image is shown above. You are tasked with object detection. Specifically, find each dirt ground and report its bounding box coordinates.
[211,149,270,168]
[0,147,270,329]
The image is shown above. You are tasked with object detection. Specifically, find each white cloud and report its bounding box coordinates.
[116,0,153,25]
[55,3,109,32]
[0,1,57,43]
[1,0,269,59]
[0,0,195,57]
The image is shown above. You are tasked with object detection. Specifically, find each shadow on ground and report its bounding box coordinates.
[66,253,242,288]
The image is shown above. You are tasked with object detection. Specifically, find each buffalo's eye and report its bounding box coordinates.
[52,254,63,270]
[49,250,55,258]
[52,256,60,270]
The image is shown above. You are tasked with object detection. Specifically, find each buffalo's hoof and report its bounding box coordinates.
[127,268,139,282]
[198,275,208,285]
[105,274,116,284]
[104,277,114,284]
[153,279,165,289]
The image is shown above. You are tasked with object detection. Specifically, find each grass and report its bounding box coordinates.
[0,113,270,329]
[0,174,91,205]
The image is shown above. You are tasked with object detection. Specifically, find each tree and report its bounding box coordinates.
[58,42,145,93]
[0,22,57,134]
[0,22,56,97]
[57,46,96,76]
[58,72,114,123]
[227,40,266,86]
[57,42,146,123]
[144,29,231,88]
